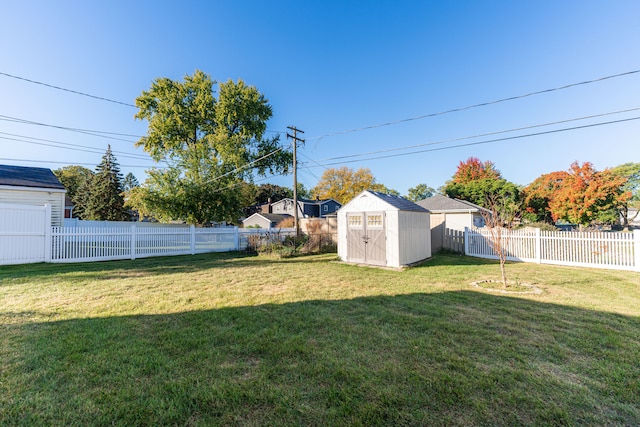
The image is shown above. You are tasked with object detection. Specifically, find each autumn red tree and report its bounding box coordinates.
[451,157,502,184]
[444,157,519,209]
[523,162,629,226]
[522,171,568,223]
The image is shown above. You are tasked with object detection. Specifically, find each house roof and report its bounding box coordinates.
[243,213,292,224]
[416,194,486,213]
[367,191,429,212]
[0,164,65,190]
[273,197,341,206]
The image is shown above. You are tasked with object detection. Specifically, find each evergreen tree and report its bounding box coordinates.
[123,172,140,192]
[84,145,129,221]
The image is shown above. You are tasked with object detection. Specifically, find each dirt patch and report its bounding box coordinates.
[471,280,543,295]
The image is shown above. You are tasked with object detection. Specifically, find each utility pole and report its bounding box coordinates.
[287,126,305,237]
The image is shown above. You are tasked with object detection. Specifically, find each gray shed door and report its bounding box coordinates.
[346,212,386,266]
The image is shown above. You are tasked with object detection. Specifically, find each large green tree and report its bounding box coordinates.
[610,162,640,227]
[127,70,291,225]
[53,165,94,218]
[406,183,435,202]
[83,145,129,221]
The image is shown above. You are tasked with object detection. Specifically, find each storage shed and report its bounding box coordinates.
[337,191,431,268]
[0,164,66,226]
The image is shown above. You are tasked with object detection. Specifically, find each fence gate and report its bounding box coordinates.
[346,212,386,266]
[0,203,51,265]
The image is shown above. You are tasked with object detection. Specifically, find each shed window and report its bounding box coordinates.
[348,215,363,227]
[367,214,383,228]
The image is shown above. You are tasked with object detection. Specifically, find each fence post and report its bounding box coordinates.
[130,224,136,260]
[44,204,52,263]
[535,228,541,264]
[464,227,469,255]
[234,227,240,251]
[634,230,640,272]
[190,225,196,255]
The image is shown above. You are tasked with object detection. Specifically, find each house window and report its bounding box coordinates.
[367,214,383,228]
[348,215,362,227]
[335,206,339,211]
[323,205,328,212]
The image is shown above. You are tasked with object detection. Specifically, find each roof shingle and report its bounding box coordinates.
[0,164,65,190]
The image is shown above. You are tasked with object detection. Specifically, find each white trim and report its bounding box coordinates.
[0,184,66,193]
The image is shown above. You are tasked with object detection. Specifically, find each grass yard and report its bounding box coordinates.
[1,253,639,426]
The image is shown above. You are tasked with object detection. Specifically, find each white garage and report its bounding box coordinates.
[337,191,431,268]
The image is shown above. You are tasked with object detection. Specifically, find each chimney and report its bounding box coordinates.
[268,197,272,214]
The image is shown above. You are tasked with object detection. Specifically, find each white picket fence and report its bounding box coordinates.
[48,225,295,263]
[465,227,640,271]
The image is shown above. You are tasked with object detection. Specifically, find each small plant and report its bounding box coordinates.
[479,193,520,289]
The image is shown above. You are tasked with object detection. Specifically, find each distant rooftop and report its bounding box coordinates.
[416,194,485,212]
[0,164,65,190]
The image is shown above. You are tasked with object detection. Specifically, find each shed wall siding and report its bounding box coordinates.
[0,187,65,226]
[398,211,431,265]
[385,210,400,267]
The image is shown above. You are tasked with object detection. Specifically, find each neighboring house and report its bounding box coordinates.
[337,190,431,268]
[270,198,341,218]
[242,213,292,229]
[0,164,66,226]
[64,195,74,218]
[416,194,487,252]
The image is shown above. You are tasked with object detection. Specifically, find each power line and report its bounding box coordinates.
[0,114,141,143]
[311,106,640,163]
[304,116,640,167]
[0,71,287,136]
[0,132,156,161]
[0,157,161,168]
[0,114,142,136]
[0,71,137,108]
[205,144,291,184]
[306,69,640,140]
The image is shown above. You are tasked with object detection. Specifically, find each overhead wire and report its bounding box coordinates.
[306,69,640,141]
[303,116,640,168]
[310,106,640,163]
[0,157,158,168]
[0,131,156,161]
[0,71,137,108]
[0,114,141,142]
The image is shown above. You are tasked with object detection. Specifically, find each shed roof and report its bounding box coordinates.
[416,194,485,213]
[363,191,428,212]
[0,164,65,190]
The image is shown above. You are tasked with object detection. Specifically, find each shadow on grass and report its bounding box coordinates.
[0,251,339,283]
[0,252,496,284]
[2,291,638,426]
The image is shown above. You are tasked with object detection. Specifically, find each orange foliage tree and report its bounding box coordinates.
[451,157,502,184]
[523,162,629,226]
[311,167,396,204]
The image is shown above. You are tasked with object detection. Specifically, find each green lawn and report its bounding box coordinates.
[1,253,639,426]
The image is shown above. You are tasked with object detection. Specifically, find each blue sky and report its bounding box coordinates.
[1,1,639,196]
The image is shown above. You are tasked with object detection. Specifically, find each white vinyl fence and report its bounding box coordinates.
[465,227,640,271]
[49,225,296,263]
[0,203,51,265]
